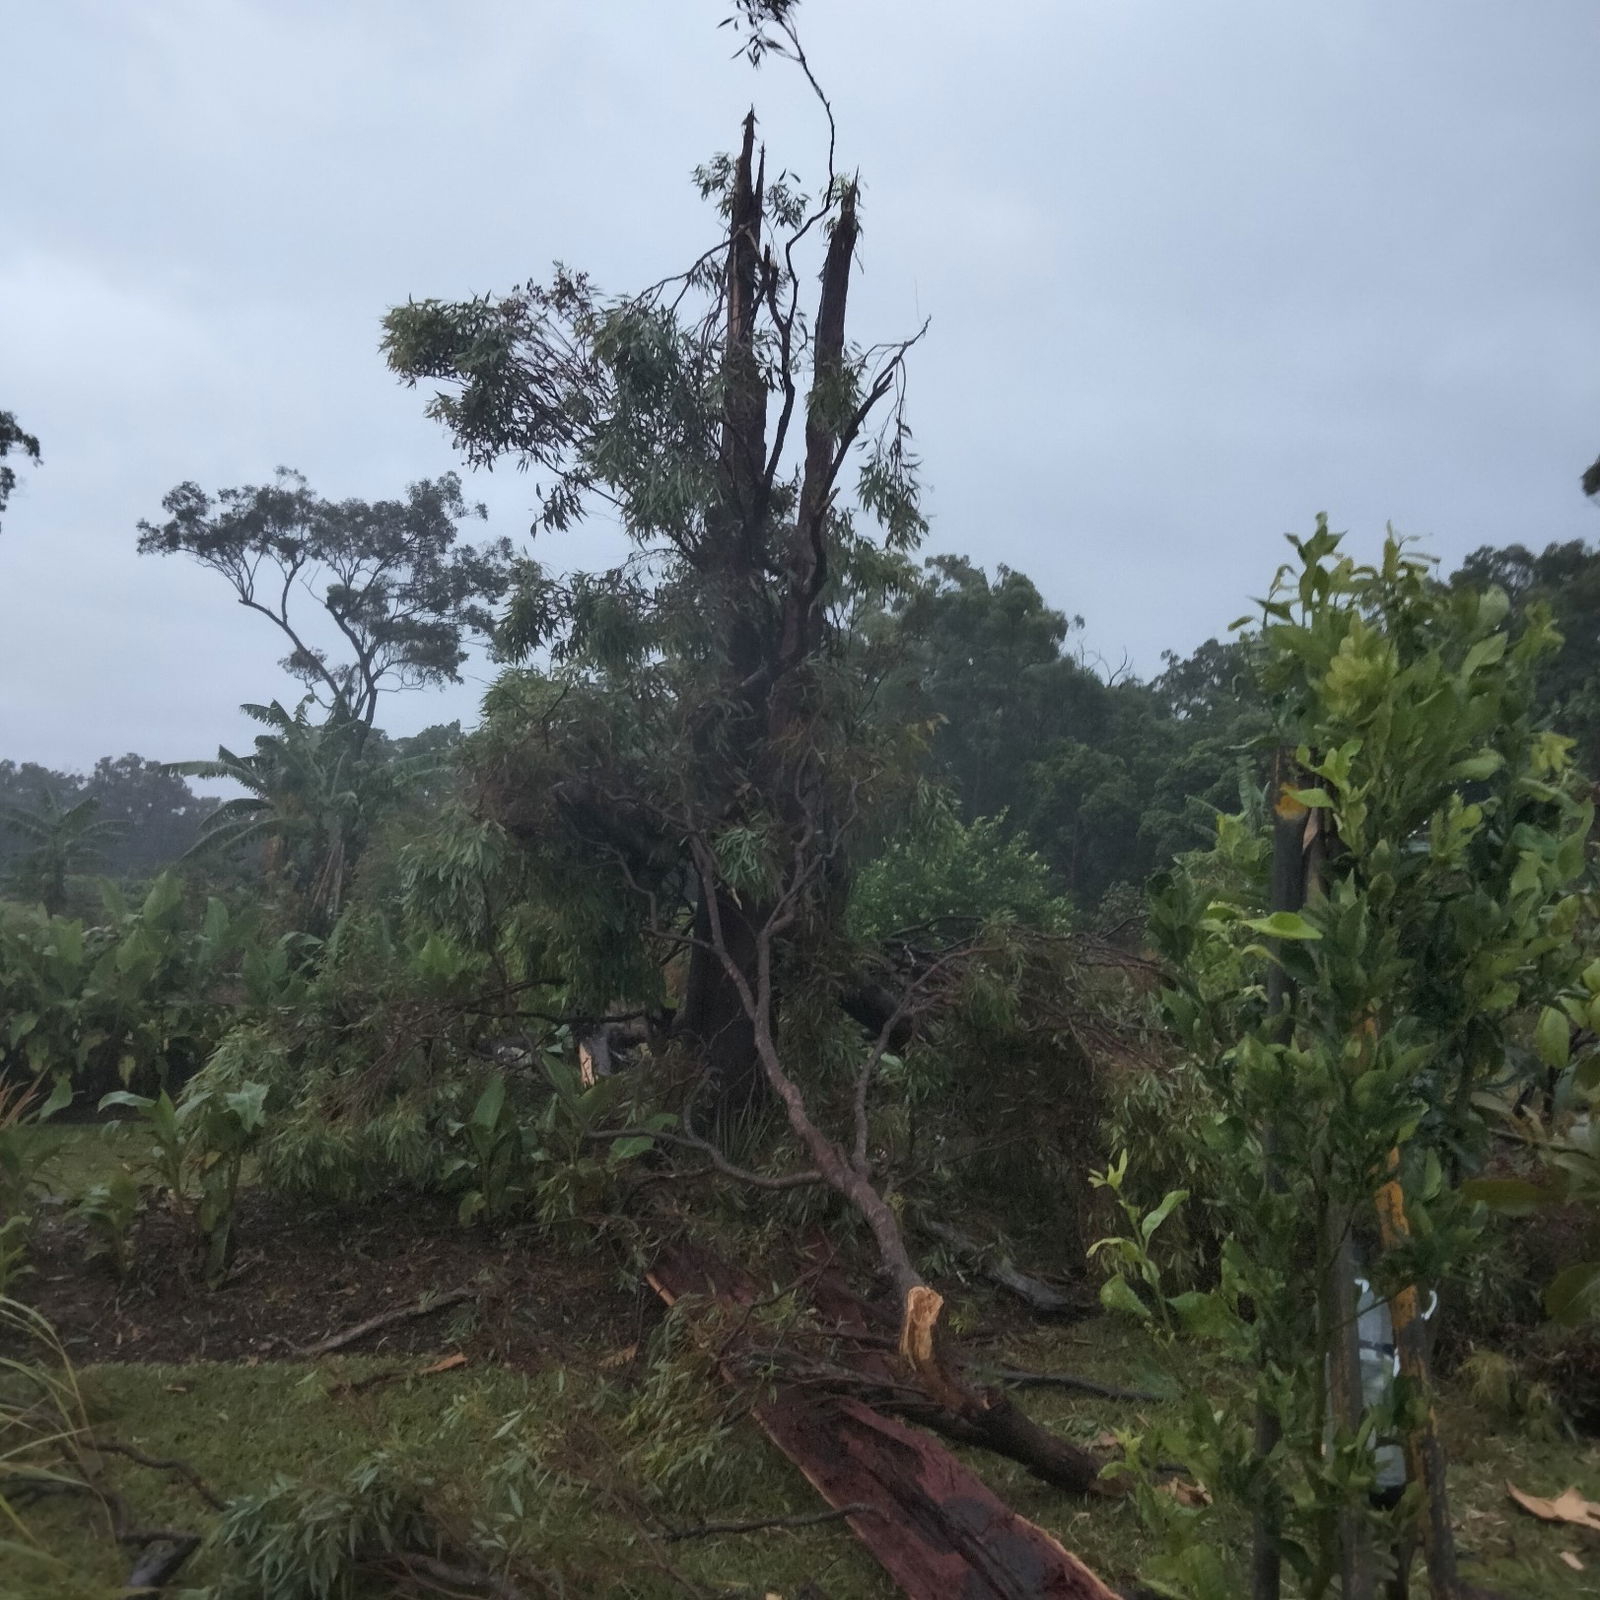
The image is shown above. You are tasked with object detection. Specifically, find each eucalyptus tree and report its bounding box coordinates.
[383,36,925,1105]
[0,410,40,533]
[137,470,514,736]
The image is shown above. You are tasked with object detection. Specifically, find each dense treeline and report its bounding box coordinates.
[8,538,1595,918]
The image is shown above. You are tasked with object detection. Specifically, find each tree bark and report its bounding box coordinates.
[676,886,767,1118]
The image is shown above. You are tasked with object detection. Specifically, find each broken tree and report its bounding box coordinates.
[387,2,1114,1503]
[649,1241,1122,1600]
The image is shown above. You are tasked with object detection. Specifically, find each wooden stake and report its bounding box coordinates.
[1252,753,1308,1600]
[1375,1153,1460,1598]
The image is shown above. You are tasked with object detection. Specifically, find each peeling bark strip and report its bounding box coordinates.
[648,1246,1121,1600]
[764,1396,1121,1600]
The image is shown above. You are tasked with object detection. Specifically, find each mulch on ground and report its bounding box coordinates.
[12,1189,649,1367]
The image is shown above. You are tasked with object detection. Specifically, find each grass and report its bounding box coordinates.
[7,1125,1600,1597]
[18,1121,148,1200]
[11,1354,892,1599]
[12,1319,1597,1599]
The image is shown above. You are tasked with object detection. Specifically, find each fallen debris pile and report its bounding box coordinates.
[648,1241,1122,1600]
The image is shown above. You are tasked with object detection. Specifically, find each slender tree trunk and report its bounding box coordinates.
[1375,1153,1459,1598]
[1253,752,1308,1600]
[1323,1203,1374,1600]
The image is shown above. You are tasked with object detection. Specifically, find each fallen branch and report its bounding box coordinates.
[294,1288,475,1358]
[651,1243,1123,1600]
[801,1257,1118,1496]
[86,1438,225,1513]
[379,1551,536,1599]
[986,1367,1160,1404]
[664,1503,874,1540]
[329,1351,470,1397]
[919,1218,1093,1318]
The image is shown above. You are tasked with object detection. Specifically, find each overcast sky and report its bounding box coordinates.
[3,0,1597,775]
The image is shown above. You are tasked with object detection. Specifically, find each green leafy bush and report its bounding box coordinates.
[0,873,246,1099]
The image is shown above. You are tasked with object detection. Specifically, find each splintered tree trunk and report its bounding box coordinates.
[649,1245,1121,1600]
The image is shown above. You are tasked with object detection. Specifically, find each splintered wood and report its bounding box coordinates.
[647,1244,1119,1600]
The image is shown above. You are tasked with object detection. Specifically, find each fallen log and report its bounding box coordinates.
[919,1218,1094,1319]
[799,1254,1117,1496]
[649,1244,1122,1600]
[987,1367,1160,1404]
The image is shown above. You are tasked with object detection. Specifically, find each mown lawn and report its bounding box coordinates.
[7,1124,1600,1597]
[10,1319,1600,1598]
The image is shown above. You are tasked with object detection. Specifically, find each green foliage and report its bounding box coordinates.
[0,791,123,916]
[848,792,1071,942]
[207,1452,438,1600]
[1088,1152,1190,1340]
[0,1079,71,1295]
[1464,1082,1600,1327]
[445,1073,523,1225]
[1145,521,1594,1584]
[0,873,244,1099]
[0,1296,90,1584]
[1451,538,1600,776]
[1100,1063,1231,1292]
[880,555,1270,905]
[171,701,446,930]
[0,754,215,886]
[71,1171,141,1280]
[138,468,514,730]
[102,1033,272,1282]
[0,407,41,534]
[615,1301,787,1516]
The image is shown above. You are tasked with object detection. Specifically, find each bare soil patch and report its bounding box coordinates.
[12,1189,649,1367]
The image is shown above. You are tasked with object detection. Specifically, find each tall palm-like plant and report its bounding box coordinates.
[0,794,123,915]
[168,702,437,926]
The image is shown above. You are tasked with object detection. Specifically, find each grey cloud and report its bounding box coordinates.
[2,0,1595,771]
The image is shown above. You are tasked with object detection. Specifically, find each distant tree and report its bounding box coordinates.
[0,410,41,533]
[81,755,215,874]
[0,760,69,816]
[880,560,1267,902]
[136,470,516,736]
[171,701,441,928]
[1150,634,1258,725]
[0,792,123,915]
[0,756,216,881]
[886,556,1107,820]
[1450,540,1600,773]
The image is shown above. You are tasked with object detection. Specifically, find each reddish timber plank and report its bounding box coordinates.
[649,1243,1119,1600]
